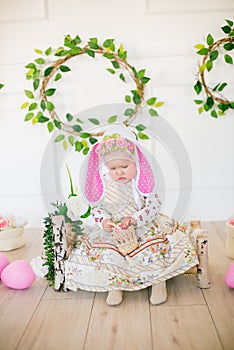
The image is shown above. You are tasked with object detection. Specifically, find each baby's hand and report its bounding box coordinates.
[102,218,114,232]
[120,216,136,229]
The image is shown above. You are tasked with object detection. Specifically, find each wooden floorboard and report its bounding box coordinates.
[0,223,233,350]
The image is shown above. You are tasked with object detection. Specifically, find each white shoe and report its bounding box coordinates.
[106,290,123,306]
[150,281,167,305]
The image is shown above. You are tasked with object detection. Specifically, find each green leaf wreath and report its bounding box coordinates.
[194,19,234,118]
[22,35,164,154]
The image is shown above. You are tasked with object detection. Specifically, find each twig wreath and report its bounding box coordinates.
[194,19,234,118]
[22,35,164,154]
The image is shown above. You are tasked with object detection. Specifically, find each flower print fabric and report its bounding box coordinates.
[64,179,199,292]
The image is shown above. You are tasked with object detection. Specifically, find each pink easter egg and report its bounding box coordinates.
[225,262,234,288]
[1,260,35,290]
[0,252,10,278]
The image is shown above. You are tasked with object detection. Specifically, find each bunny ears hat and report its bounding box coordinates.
[80,124,155,204]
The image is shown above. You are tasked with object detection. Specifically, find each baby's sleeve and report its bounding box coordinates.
[132,191,161,228]
[92,205,110,228]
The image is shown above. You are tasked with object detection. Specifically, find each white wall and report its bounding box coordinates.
[0,0,234,226]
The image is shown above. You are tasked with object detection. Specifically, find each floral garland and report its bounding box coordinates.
[194,19,234,118]
[22,35,164,154]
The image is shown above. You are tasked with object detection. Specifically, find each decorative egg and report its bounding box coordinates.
[1,260,36,290]
[0,252,10,278]
[225,262,234,288]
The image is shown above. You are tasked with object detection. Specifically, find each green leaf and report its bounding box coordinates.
[119,73,125,82]
[199,63,206,73]
[72,124,82,132]
[80,133,91,138]
[47,122,54,132]
[211,110,218,118]
[213,83,220,91]
[21,102,29,109]
[194,100,203,105]
[86,49,95,58]
[204,103,210,111]
[44,66,53,76]
[34,48,43,54]
[46,101,55,111]
[218,103,229,112]
[63,140,68,150]
[146,97,157,105]
[88,37,99,49]
[224,54,233,64]
[225,19,234,26]
[66,113,73,122]
[194,44,204,50]
[210,50,219,61]
[197,48,209,55]
[137,69,146,79]
[136,124,146,131]
[55,134,65,142]
[154,101,164,108]
[141,77,150,84]
[89,137,98,145]
[45,47,52,56]
[24,112,34,121]
[194,80,202,94]
[29,102,38,111]
[138,132,149,139]
[54,73,62,81]
[33,79,40,91]
[218,82,227,91]
[103,53,114,59]
[108,115,118,123]
[149,108,158,116]
[206,60,213,72]
[76,117,83,123]
[206,97,214,108]
[107,68,115,74]
[25,62,36,69]
[132,90,141,105]
[35,58,45,65]
[38,116,49,123]
[125,95,131,103]
[103,39,115,51]
[68,135,74,146]
[0,83,4,89]
[24,90,34,99]
[206,34,214,46]
[54,120,61,129]
[124,108,134,116]
[59,65,71,72]
[40,99,46,111]
[198,106,203,114]
[223,42,234,51]
[69,47,82,55]
[33,69,40,80]
[83,147,89,155]
[75,141,83,152]
[221,25,231,34]
[45,88,56,96]
[89,118,100,125]
[111,60,120,69]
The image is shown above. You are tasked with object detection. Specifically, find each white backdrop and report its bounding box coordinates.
[0,0,234,226]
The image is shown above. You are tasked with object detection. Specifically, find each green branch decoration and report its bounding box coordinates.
[194,19,234,118]
[22,35,164,153]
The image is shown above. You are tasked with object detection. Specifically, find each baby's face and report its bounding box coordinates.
[106,158,137,182]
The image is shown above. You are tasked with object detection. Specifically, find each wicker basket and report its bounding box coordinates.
[111,224,138,256]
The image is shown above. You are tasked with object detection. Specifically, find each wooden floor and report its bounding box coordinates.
[0,222,234,350]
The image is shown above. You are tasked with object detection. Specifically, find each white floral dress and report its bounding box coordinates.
[65,180,198,292]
